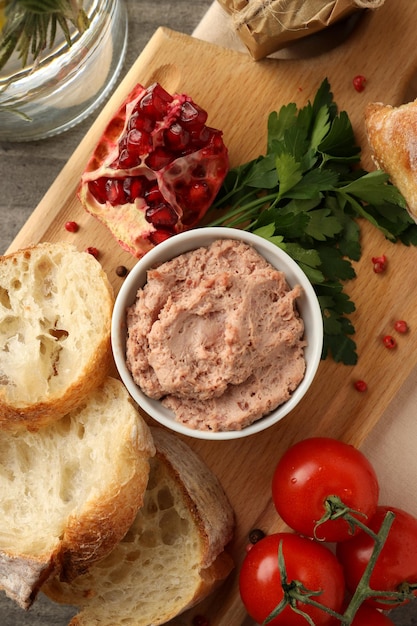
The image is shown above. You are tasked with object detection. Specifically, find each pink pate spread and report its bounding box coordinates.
[126,239,306,431]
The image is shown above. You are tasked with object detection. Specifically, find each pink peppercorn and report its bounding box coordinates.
[65,220,79,233]
[86,246,99,259]
[354,380,368,392]
[353,75,366,92]
[394,320,408,334]
[383,335,396,349]
[372,254,387,273]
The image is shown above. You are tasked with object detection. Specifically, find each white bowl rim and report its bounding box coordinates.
[111,227,323,440]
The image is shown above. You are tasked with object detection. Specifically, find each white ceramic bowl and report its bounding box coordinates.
[111,227,323,440]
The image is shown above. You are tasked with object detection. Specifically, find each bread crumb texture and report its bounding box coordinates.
[43,428,234,626]
[0,377,155,608]
[0,242,114,429]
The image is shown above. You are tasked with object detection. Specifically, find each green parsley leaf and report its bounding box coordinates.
[267,103,298,148]
[208,79,417,365]
[275,153,303,197]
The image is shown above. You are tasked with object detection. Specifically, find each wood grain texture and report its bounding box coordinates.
[5,3,417,623]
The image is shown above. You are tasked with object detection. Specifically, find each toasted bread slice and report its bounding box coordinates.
[365,100,417,221]
[44,427,235,626]
[0,242,114,431]
[0,377,155,610]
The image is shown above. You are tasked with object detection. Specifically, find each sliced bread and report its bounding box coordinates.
[43,427,235,626]
[365,99,417,221]
[0,242,114,430]
[0,376,155,610]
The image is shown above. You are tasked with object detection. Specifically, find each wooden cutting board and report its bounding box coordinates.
[7,2,417,622]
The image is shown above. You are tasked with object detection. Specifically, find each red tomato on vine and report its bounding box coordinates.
[272,437,380,542]
[349,604,395,625]
[337,505,417,609]
[239,532,345,625]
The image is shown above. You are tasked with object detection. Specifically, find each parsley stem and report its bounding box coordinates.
[207,192,279,227]
[337,190,395,240]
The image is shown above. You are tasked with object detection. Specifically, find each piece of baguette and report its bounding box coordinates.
[43,427,235,626]
[0,377,155,610]
[365,99,417,221]
[0,242,114,431]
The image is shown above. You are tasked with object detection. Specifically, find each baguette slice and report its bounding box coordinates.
[365,99,417,221]
[0,242,114,431]
[44,427,235,626]
[0,377,155,610]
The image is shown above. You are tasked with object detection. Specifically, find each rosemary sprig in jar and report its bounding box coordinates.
[0,0,89,71]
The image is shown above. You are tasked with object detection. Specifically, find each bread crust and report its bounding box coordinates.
[0,377,155,609]
[43,427,235,626]
[151,427,235,569]
[365,100,417,221]
[0,242,114,431]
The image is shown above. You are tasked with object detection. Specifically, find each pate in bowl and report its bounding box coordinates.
[111,227,323,440]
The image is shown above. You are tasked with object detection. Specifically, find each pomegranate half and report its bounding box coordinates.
[78,82,229,258]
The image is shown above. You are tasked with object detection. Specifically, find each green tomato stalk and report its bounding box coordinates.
[264,510,417,625]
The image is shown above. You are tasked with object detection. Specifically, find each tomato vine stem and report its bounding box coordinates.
[263,510,417,626]
[316,495,379,542]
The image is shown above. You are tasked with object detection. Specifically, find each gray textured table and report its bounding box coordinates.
[0,1,417,624]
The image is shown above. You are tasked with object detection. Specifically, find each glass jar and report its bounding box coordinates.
[0,0,128,142]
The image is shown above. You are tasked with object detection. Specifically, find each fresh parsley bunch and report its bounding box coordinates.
[208,79,417,365]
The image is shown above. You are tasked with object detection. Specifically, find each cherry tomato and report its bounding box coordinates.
[239,532,345,625]
[337,505,417,609]
[350,604,394,625]
[329,603,394,625]
[272,437,379,541]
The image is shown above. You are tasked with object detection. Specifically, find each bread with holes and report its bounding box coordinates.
[0,242,114,430]
[43,427,235,626]
[365,99,417,221]
[0,377,155,610]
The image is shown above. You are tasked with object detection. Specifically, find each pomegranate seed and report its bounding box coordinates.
[372,254,387,273]
[354,380,368,392]
[145,147,174,170]
[117,148,138,169]
[65,221,79,233]
[145,184,164,205]
[79,82,228,258]
[126,129,152,157]
[353,75,366,92]
[86,246,99,258]
[88,178,108,204]
[149,229,173,245]
[394,320,408,333]
[190,126,212,148]
[383,335,396,349]
[127,112,155,133]
[181,186,211,225]
[105,179,127,206]
[179,100,208,129]
[139,83,173,121]
[145,204,178,227]
[164,123,190,151]
[123,176,147,202]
